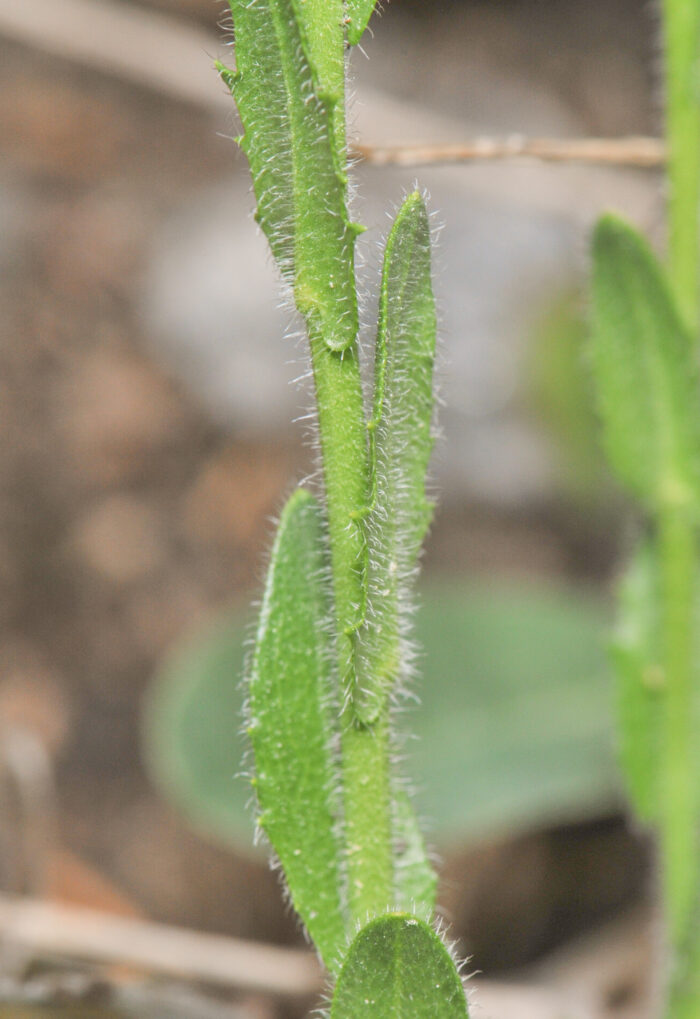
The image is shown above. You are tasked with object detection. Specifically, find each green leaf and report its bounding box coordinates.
[345,0,379,46]
[392,789,437,921]
[331,913,469,1018]
[222,0,358,352]
[411,582,615,845]
[528,289,612,505]
[248,488,346,972]
[590,214,700,509]
[610,542,663,823]
[372,192,436,564]
[290,0,346,155]
[353,191,437,722]
[144,582,615,855]
[290,0,345,105]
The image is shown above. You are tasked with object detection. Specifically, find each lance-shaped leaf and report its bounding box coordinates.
[248,489,346,971]
[611,542,663,823]
[345,0,379,46]
[290,0,346,154]
[291,0,344,104]
[392,789,437,921]
[590,214,700,509]
[222,0,358,352]
[353,191,437,722]
[331,913,469,1018]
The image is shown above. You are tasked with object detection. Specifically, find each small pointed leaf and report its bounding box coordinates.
[590,214,700,509]
[223,0,358,351]
[611,542,663,823]
[393,789,437,921]
[290,0,346,155]
[354,191,437,721]
[345,0,379,45]
[249,489,346,971]
[331,913,469,1018]
[290,0,344,104]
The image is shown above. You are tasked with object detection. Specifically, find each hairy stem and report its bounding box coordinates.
[662,0,700,331]
[338,714,394,921]
[661,506,700,1016]
[659,507,698,955]
[308,331,394,923]
[661,2,700,1011]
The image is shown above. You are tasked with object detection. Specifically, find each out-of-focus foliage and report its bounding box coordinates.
[529,290,612,506]
[610,541,662,823]
[588,213,700,990]
[590,215,700,511]
[144,582,615,857]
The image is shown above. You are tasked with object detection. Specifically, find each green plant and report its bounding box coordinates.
[587,1,700,1014]
[145,582,613,857]
[143,0,700,1012]
[218,0,469,1013]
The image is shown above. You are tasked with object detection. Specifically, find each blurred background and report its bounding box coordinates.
[0,0,665,1015]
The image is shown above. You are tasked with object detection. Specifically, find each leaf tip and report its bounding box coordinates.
[592,212,642,261]
[216,59,238,92]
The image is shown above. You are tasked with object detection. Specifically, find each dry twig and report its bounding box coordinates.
[354,136,666,169]
[0,894,320,1000]
[0,895,583,1016]
[0,0,666,170]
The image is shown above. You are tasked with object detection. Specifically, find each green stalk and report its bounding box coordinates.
[663,0,700,331]
[671,914,700,1017]
[662,2,700,1011]
[338,715,394,921]
[308,332,395,924]
[659,506,698,957]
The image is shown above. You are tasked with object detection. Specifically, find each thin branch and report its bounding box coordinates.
[0,894,320,999]
[0,0,666,170]
[354,135,666,169]
[0,895,578,1016]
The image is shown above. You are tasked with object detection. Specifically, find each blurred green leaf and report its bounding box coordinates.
[143,605,253,850]
[392,788,437,921]
[610,542,663,823]
[590,214,700,509]
[411,582,615,845]
[144,583,615,856]
[529,290,612,505]
[247,489,346,971]
[330,913,468,1018]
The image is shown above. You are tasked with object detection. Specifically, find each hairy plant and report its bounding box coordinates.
[588,1,700,1014]
[220,1,469,1014]
[219,0,700,1013]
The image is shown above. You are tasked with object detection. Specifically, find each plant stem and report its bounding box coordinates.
[338,714,394,921]
[308,332,367,691]
[659,507,698,958]
[661,3,700,1011]
[670,910,700,1016]
[308,332,394,924]
[662,0,700,331]
[660,504,700,1019]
